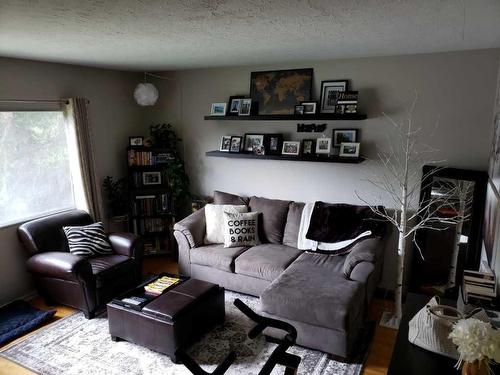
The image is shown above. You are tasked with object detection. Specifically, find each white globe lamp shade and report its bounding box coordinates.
[134,83,159,106]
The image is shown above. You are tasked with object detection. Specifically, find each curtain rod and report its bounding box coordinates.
[0,99,70,104]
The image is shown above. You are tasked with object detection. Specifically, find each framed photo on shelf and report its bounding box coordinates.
[302,139,316,155]
[264,134,283,155]
[210,102,227,116]
[228,96,244,116]
[142,171,162,185]
[238,98,252,116]
[332,129,358,147]
[282,141,301,156]
[129,136,144,146]
[315,137,332,154]
[250,68,313,115]
[219,136,232,152]
[243,134,265,152]
[294,105,305,115]
[339,142,360,157]
[319,80,348,113]
[301,101,318,114]
[158,193,170,212]
[229,136,243,153]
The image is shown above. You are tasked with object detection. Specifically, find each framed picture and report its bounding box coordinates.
[238,98,252,116]
[229,136,243,153]
[228,96,244,116]
[264,134,283,155]
[282,141,301,156]
[302,139,315,155]
[142,171,162,185]
[339,142,360,157]
[301,101,317,115]
[219,136,232,152]
[244,134,265,152]
[332,129,358,147]
[210,102,227,116]
[295,105,305,115]
[253,145,265,155]
[129,136,144,146]
[319,80,348,113]
[156,153,174,163]
[250,68,313,115]
[316,137,332,154]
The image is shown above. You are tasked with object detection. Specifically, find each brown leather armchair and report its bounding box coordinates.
[18,210,143,319]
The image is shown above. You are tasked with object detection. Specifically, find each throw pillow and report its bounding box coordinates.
[223,211,260,248]
[204,204,248,244]
[63,222,113,257]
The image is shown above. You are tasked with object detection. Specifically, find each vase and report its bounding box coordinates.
[462,360,488,375]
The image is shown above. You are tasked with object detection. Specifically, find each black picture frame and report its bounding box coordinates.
[129,136,144,146]
[227,96,245,116]
[301,139,316,155]
[264,134,283,155]
[243,133,265,153]
[294,105,304,115]
[301,101,318,115]
[238,98,252,116]
[142,171,162,185]
[332,129,358,147]
[319,80,349,114]
[250,68,313,115]
[229,136,243,153]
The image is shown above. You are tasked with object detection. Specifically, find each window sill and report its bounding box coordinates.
[0,207,77,230]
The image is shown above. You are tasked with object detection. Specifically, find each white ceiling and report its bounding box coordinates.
[0,0,499,71]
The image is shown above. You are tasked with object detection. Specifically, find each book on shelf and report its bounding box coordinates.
[132,194,173,216]
[128,149,174,166]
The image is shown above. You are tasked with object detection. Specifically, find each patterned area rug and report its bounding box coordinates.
[1,292,372,375]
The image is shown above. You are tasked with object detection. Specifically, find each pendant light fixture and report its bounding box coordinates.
[134,72,159,106]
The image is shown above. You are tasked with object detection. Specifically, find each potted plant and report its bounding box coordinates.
[102,176,129,227]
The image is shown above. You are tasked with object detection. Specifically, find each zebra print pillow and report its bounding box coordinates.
[63,222,113,257]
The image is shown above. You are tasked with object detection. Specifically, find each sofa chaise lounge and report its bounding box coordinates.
[173,191,386,358]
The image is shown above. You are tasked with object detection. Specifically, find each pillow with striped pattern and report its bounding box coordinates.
[63,222,113,257]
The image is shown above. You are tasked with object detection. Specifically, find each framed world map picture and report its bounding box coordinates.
[250,68,313,115]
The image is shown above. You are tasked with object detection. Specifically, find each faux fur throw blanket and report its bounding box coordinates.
[297,202,386,254]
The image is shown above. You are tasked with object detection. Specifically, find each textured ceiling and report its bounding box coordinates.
[0,0,499,70]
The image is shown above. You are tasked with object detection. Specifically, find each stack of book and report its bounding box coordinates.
[462,269,497,308]
[144,276,180,295]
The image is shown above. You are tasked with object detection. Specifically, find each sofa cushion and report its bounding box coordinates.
[234,244,301,281]
[214,191,249,206]
[87,255,135,288]
[260,252,364,332]
[190,244,248,272]
[249,196,291,244]
[282,202,305,248]
[343,237,382,278]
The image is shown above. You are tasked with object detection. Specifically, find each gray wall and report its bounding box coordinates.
[0,57,145,306]
[148,49,500,288]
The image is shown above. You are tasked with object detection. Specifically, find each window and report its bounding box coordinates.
[0,111,84,226]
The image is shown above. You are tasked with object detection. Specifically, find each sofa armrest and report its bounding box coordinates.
[26,252,93,282]
[348,261,376,283]
[343,237,382,279]
[108,232,143,259]
[173,208,206,248]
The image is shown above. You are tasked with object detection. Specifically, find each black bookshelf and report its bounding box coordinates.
[204,113,366,121]
[205,150,364,163]
[127,146,176,257]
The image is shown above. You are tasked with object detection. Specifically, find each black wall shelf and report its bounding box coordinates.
[206,150,364,164]
[204,113,367,121]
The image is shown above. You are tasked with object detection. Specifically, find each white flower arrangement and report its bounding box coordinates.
[449,318,500,371]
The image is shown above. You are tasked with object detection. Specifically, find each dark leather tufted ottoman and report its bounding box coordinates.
[107,278,225,362]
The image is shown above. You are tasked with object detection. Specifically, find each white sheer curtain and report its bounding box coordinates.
[64,98,103,221]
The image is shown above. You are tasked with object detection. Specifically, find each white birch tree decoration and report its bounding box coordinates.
[356,95,470,328]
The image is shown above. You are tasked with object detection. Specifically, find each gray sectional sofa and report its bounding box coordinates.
[173,191,386,358]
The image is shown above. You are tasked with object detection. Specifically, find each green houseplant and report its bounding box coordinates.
[102,176,129,217]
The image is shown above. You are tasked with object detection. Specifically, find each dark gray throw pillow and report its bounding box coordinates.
[213,190,249,206]
[343,238,380,278]
[63,222,113,258]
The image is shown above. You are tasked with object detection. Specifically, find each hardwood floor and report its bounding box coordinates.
[0,257,396,375]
